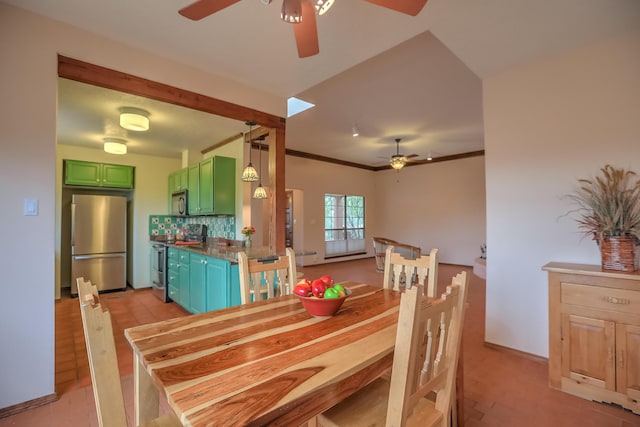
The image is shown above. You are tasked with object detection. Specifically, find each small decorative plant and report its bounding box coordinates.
[565,164,640,241]
[241,226,256,237]
[565,164,640,271]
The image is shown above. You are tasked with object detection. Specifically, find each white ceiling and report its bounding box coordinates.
[6,0,640,166]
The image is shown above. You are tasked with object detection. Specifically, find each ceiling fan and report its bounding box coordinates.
[389,138,419,170]
[178,0,429,58]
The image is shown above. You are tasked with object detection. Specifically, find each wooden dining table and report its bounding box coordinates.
[125,282,465,426]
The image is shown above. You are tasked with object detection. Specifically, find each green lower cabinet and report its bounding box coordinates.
[188,254,241,313]
[189,254,207,314]
[205,257,231,312]
[229,264,241,308]
[178,251,190,310]
[168,248,190,310]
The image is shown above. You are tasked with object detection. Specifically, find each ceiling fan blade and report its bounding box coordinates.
[363,0,428,16]
[293,1,320,58]
[179,0,242,21]
[406,154,419,159]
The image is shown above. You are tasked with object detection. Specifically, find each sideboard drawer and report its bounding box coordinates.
[561,282,640,314]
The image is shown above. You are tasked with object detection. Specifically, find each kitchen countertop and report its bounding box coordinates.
[150,236,315,264]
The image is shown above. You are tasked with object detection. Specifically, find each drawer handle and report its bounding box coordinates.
[603,296,631,305]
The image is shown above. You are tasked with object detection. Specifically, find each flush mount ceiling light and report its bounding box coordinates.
[241,121,259,182]
[253,136,268,199]
[119,107,150,132]
[313,0,335,15]
[281,0,303,23]
[103,138,127,155]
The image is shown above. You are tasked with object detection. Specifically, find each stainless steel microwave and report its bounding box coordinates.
[171,190,188,216]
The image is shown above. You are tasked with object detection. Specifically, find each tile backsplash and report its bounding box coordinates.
[149,215,235,239]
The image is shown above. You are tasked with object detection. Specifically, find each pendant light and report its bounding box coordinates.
[253,135,268,199]
[241,121,259,182]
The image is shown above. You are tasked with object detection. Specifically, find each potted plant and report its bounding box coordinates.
[566,164,640,271]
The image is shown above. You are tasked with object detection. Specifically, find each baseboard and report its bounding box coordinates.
[0,393,58,419]
[483,341,548,364]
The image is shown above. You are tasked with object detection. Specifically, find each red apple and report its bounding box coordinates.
[311,279,327,298]
[293,283,312,297]
[319,275,334,286]
[297,277,312,287]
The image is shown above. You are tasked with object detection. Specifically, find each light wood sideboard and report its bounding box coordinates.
[543,262,640,414]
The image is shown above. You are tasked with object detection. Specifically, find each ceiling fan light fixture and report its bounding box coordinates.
[281,0,303,23]
[313,0,335,15]
[427,151,433,161]
[352,124,359,137]
[119,107,149,132]
[390,155,406,170]
[103,137,127,155]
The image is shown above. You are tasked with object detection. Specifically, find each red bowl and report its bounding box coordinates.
[295,289,351,317]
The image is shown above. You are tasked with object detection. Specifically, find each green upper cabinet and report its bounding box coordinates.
[65,160,134,189]
[168,167,189,212]
[188,164,200,215]
[211,156,236,215]
[185,156,235,216]
[169,168,188,194]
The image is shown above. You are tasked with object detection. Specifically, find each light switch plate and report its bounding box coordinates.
[24,198,39,216]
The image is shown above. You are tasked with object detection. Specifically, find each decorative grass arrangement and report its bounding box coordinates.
[566,164,640,271]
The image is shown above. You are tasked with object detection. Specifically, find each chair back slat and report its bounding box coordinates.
[239,248,297,304]
[77,277,129,427]
[383,246,439,297]
[386,271,469,427]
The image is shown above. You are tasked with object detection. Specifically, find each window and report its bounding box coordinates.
[324,194,365,257]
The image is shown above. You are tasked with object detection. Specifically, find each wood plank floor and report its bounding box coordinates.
[1,258,638,426]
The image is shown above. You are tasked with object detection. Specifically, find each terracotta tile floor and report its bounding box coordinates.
[1,258,638,426]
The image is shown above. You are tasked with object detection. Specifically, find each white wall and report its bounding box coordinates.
[483,30,640,357]
[285,154,486,267]
[374,156,486,266]
[0,3,284,410]
[285,156,379,264]
[56,145,181,294]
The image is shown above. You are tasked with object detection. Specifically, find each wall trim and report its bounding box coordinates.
[0,393,58,419]
[484,341,548,364]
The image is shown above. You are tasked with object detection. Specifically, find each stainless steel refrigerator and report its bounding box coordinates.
[71,194,127,296]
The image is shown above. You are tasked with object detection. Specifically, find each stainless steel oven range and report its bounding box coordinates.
[150,242,170,302]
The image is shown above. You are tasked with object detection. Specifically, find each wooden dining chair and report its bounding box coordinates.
[77,277,181,427]
[238,247,297,304]
[317,271,469,427]
[373,237,422,273]
[381,246,463,424]
[383,245,439,297]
